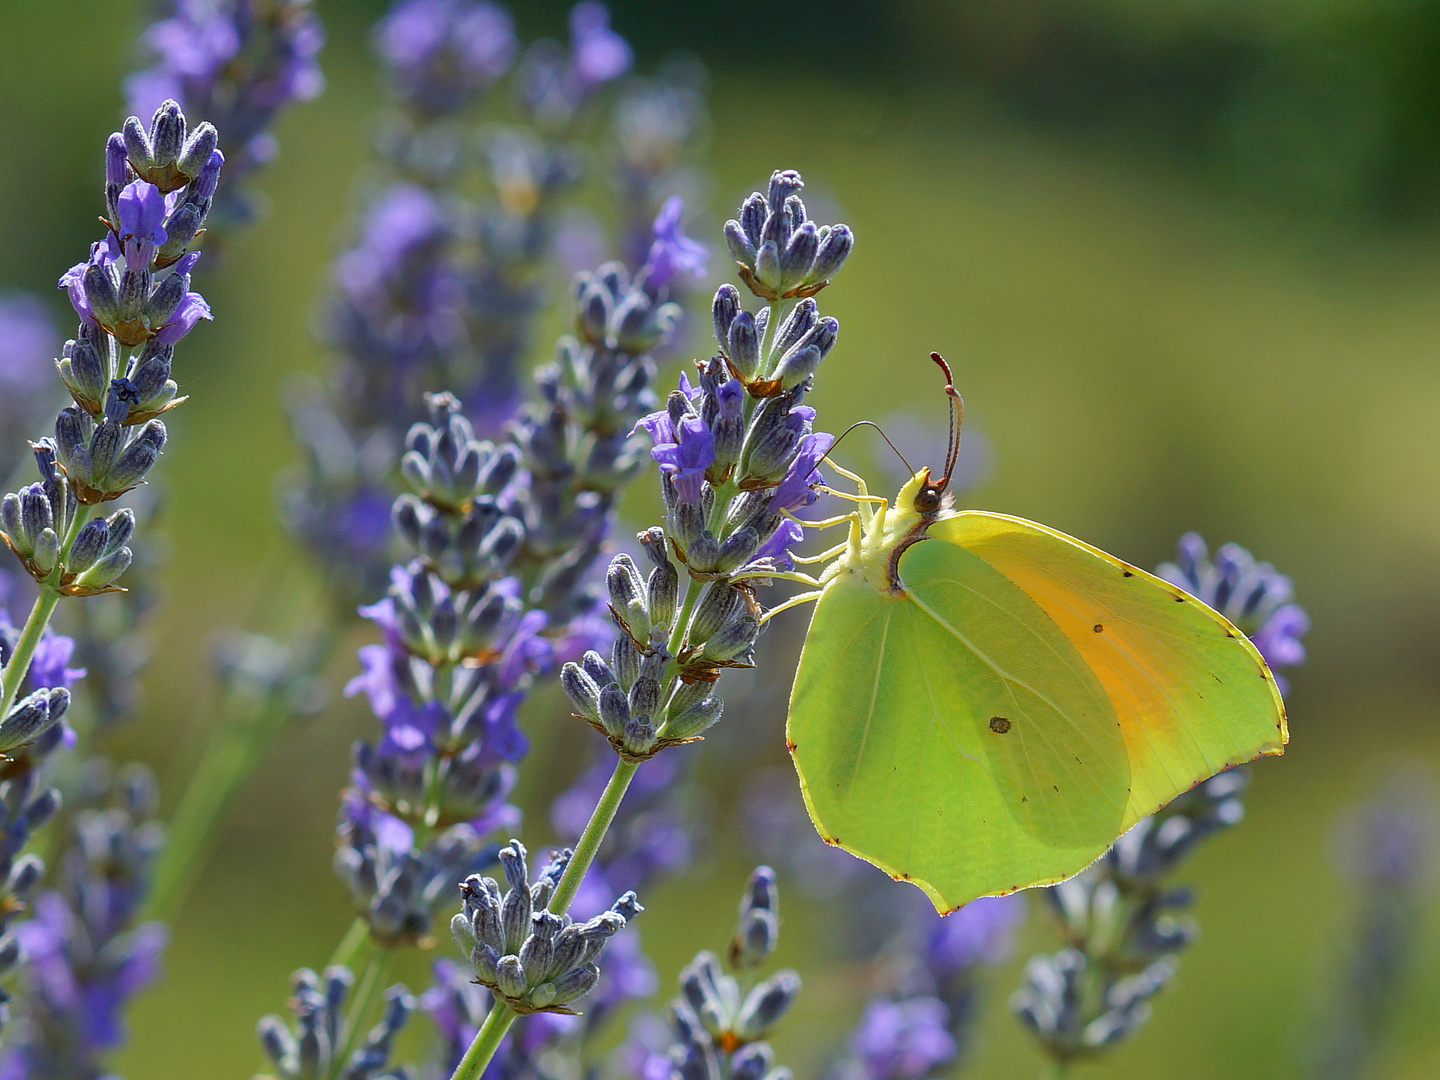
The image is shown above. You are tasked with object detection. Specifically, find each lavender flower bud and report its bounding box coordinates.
[735,970,801,1040]
[712,283,741,351]
[0,688,69,752]
[724,219,756,267]
[806,223,853,284]
[740,192,768,247]
[598,682,631,738]
[547,962,600,1005]
[731,866,779,968]
[661,694,723,741]
[60,335,109,412]
[611,633,642,690]
[700,615,759,667]
[561,663,603,722]
[647,558,679,630]
[688,582,745,645]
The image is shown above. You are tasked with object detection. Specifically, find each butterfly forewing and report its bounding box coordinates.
[934,512,1287,829]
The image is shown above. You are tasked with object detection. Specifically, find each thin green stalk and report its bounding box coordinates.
[448,754,644,1080]
[327,916,372,972]
[0,588,61,720]
[144,619,338,923]
[335,946,394,1074]
[1044,1060,1071,1080]
[449,999,515,1080]
[548,756,640,915]
[0,504,92,719]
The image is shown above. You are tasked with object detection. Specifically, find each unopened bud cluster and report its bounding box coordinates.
[1013,770,1250,1064]
[565,169,851,763]
[1,100,218,599]
[512,260,674,630]
[353,392,532,833]
[664,867,799,1080]
[561,530,726,760]
[257,966,412,1080]
[724,169,853,302]
[451,839,641,1015]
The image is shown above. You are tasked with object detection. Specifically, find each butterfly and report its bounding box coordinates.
[777,354,1287,912]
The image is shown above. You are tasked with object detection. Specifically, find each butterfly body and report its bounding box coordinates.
[786,470,1287,913]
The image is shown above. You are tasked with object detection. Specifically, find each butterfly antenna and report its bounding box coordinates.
[930,351,964,487]
[827,420,915,477]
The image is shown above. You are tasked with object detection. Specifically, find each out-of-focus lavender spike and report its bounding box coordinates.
[1308,766,1437,1080]
[0,764,166,1076]
[125,0,324,241]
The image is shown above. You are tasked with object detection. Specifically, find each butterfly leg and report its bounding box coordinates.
[790,541,848,566]
[757,587,828,623]
[821,458,873,497]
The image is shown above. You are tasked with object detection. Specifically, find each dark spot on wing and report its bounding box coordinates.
[989,716,1012,734]
[1093,624,1104,633]
[1174,595,1186,602]
[1021,795,1028,803]
[1224,630,1235,638]
[901,872,911,880]
[1053,784,1060,793]
[1122,570,1134,577]
[785,740,797,752]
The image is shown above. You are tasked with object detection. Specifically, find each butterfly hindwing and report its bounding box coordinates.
[789,535,1131,911]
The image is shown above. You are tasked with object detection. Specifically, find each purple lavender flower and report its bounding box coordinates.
[375,0,516,116]
[126,0,323,236]
[569,2,632,90]
[925,895,1026,974]
[1157,532,1309,691]
[0,294,59,397]
[518,2,631,130]
[0,766,167,1076]
[848,998,957,1080]
[58,185,212,350]
[641,196,708,291]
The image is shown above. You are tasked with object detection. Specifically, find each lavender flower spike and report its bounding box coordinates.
[0,765,167,1078]
[126,0,324,238]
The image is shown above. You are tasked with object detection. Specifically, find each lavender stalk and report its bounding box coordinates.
[446,166,853,1080]
[125,0,324,245]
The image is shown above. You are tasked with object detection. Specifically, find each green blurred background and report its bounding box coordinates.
[3,0,1440,1076]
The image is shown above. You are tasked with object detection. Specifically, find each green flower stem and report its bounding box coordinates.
[335,946,394,1073]
[328,916,373,973]
[0,504,93,720]
[548,755,640,916]
[0,588,62,721]
[143,621,336,924]
[449,998,516,1080]
[449,754,643,1080]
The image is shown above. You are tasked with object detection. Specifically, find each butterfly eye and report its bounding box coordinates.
[914,486,943,514]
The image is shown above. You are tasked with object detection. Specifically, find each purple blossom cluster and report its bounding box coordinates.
[825,896,1025,1080]
[561,169,851,766]
[0,296,61,482]
[289,0,645,608]
[1157,532,1310,692]
[126,0,324,237]
[0,95,222,1071]
[0,766,166,1080]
